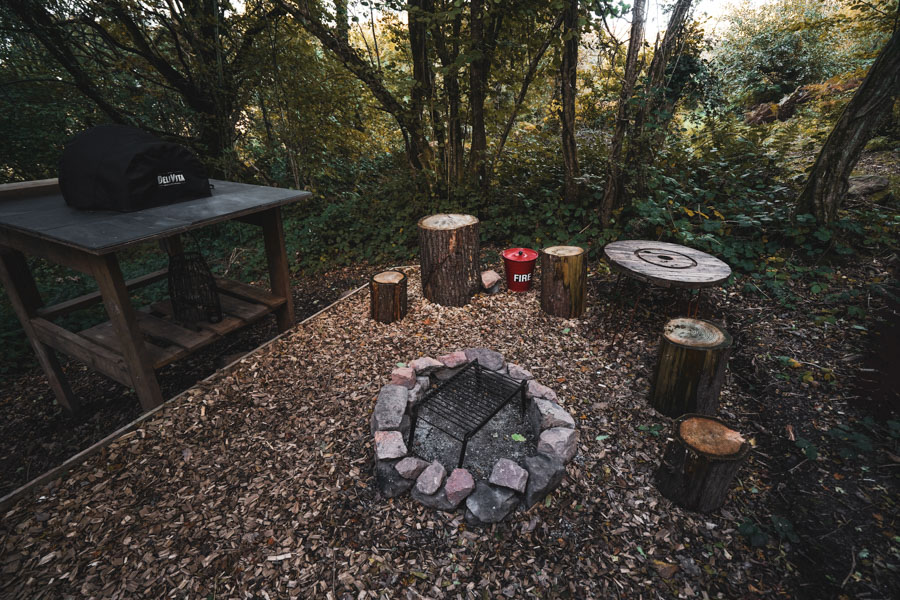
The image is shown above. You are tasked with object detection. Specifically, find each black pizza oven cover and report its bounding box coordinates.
[59,124,212,211]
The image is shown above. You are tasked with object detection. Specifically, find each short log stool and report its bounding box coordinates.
[655,414,750,513]
[540,245,586,318]
[370,271,407,324]
[650,318,732,417]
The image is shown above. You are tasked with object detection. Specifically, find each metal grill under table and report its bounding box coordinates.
[408,361,527,468]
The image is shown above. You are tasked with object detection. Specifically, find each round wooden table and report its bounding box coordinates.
[603,240,731,288]
[602,240,731,344]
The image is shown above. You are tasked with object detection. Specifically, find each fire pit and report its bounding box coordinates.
[371,348,578,525]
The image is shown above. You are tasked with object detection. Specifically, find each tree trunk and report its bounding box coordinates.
[560,0,580,205]
[655,414,750,513]
[601,0,646,227]
[795,28,900,223]
[651,318,732,417]
[540,246,587,318]
[623,0,693,199]
[468,1,503,190]
[370,271,408,324]
[469,0,489,189]
[418,214,481,307]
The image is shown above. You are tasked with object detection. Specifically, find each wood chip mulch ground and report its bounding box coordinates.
[1,261,898,599]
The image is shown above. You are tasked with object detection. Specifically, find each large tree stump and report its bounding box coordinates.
[540,245,586,318]
[650,318,732,417]
[418,214,480,307]
[655,414,750,513]
[370,271,408,324]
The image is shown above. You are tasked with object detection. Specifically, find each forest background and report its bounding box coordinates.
[0,0,897,374]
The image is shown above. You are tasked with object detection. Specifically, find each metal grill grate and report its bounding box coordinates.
[408,361,527,468]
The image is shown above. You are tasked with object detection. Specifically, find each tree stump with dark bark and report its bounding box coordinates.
[370,271,408,324]
[650,318,732,417]
[418,214,480,307]
[655,414,750,513]
[540,246,586,318]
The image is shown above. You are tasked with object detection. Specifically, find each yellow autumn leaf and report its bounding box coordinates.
[802,371,815,383]
[713,209,725,220]
[787,358,802,368]
[683,207,695,217]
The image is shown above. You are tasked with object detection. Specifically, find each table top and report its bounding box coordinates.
[0,179,311,255]
[603,240,732,288]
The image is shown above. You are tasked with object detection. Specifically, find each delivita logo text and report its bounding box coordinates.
[157,172,186,186]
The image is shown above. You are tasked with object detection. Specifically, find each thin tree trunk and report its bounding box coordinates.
[560,0,580,205]
[469,0,489,189]
[601,0,645,227]
[491,12,564,170]
[623,0,692,201]
[795,28,900,223]
[433,11,464,186]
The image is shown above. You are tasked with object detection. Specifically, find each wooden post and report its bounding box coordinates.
[655,414,750,513]
[418,214,480,307]
[259,207,295,332]
[89,253,164,412]
[650,318,732,417]
[370,271,408,324]
[540,245,586,318]
[0,248,78,412]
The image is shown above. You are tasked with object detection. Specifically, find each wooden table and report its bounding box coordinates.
[0,178,311,412]
[603,240,732,289]
[602,240,732,341]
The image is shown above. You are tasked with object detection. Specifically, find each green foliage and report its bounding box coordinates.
[738,519,769,547]
[710,0,882,106]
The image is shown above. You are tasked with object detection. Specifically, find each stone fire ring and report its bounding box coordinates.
[371,348,578,526]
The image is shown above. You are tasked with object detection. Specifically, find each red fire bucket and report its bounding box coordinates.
[502,248,538,292]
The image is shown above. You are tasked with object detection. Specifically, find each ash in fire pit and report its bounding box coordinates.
[371,348,578,525]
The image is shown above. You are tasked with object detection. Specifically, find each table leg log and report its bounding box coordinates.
[370,271,408,324]
[655,414,750,513]
[0,248,78,412]
[540,246,586,318]
[90,254,163,412]
[418,214,480,307]
[650,318,732,417]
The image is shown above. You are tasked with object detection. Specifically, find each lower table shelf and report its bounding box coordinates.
[32,277,286,381]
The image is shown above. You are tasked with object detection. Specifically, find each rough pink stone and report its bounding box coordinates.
[444,468,476,505]
[507,363,534,381]
[526,379,558,402]
[390,367,416,389]
[374,430,407,460]
[481,270,502,289]
[529,398,575,435]
[415,460,446,496]
[409,356,443,375]
[395,457,429,480]
[489,458,529,493]
[438,351,468,369]
[538,427,577,463]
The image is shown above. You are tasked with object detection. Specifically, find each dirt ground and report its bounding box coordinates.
[1,254,897,599]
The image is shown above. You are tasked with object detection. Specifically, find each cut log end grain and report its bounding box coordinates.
[664,318,730,349]
[373,271,405,285]
[418,214,479,230]
[679,416,747,458]
[543,245,584,257]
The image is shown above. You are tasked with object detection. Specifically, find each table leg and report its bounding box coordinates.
[89,253,163,411]
[0,248,78,412]
[258,207,295,331]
